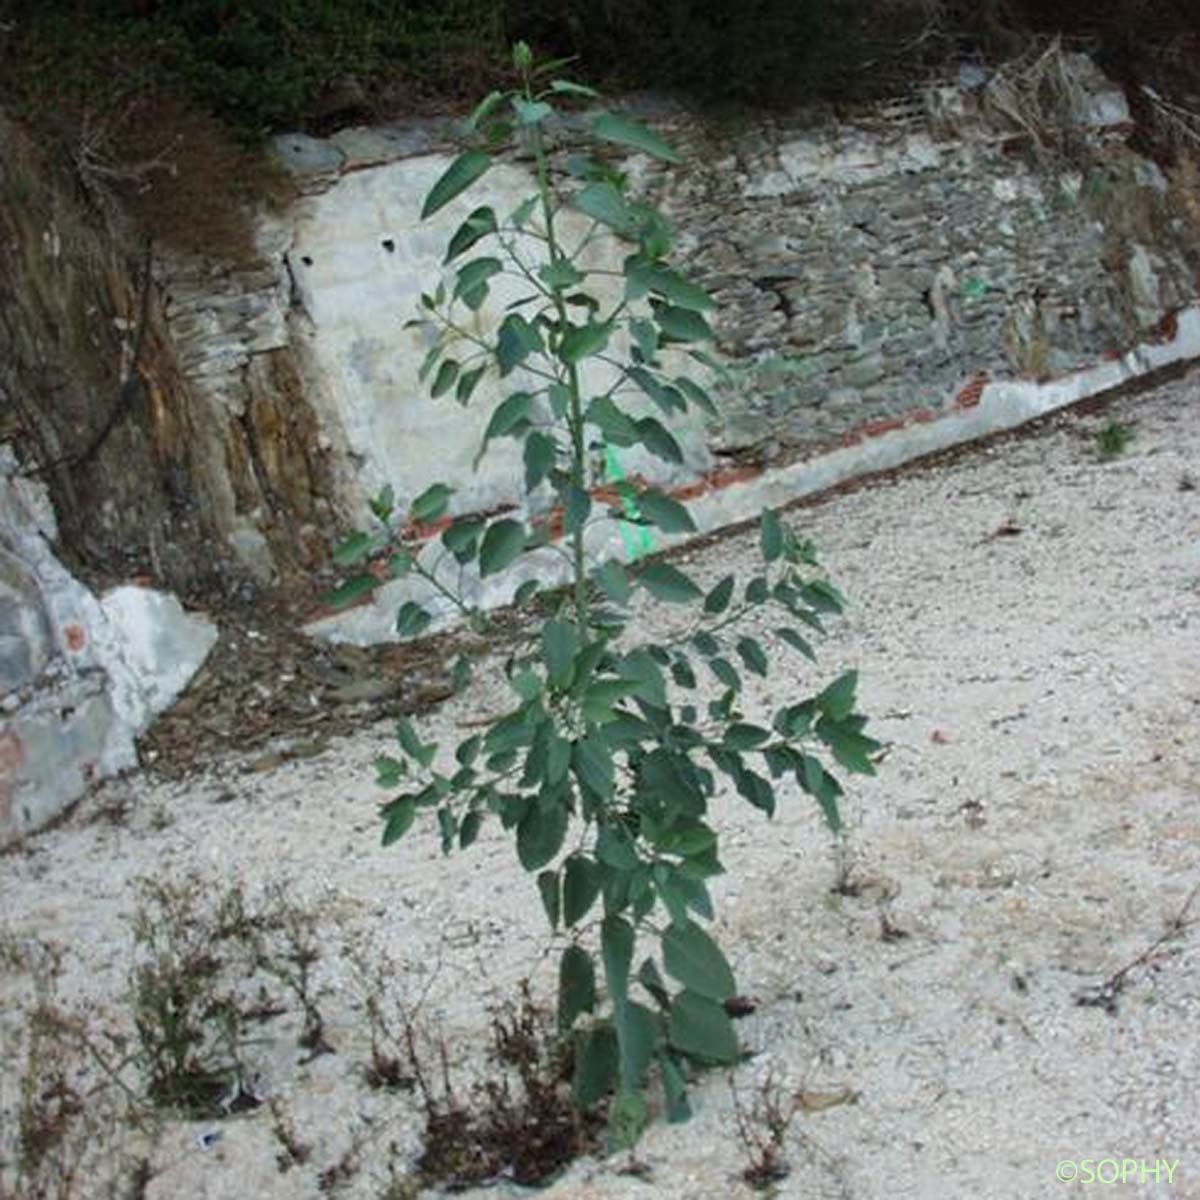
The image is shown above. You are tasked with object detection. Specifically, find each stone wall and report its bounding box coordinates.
[219,52,1196,565]
[647,63,1198,458]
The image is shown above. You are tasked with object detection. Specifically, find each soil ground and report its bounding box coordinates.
[2,372,1198,1199]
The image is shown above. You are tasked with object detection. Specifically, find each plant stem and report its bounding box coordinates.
[524,78,590,636]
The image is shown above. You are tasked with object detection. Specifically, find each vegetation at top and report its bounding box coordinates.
[2,0,1197,138]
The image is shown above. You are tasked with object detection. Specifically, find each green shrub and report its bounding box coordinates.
[331,44,880,1148]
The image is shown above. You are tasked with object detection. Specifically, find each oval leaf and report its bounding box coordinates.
[564,855,603,927]
[662,921,736,1001]
[592,112,681,163]
[479,518,527,576]
[638,562,702,604]
[635,489,696,534]
[558,944,597,1033]
[667,990,739,1064]
[421,151,492,219]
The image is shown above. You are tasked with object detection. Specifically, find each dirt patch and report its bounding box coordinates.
[4,370,1198,1199]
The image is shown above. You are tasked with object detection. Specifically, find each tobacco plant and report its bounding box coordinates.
[332,42,879,1147]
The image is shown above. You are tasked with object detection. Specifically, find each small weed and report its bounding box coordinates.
[268,1098,312,1173]
[731,1067,798,1191]
[389,982,605,1190]
[1096,418,1135,459]
[127,876,251,1116]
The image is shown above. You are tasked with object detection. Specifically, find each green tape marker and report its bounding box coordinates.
[603,442,656,563]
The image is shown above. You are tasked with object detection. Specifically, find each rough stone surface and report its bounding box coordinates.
[211,56,1194,573]
[0,449,218,842]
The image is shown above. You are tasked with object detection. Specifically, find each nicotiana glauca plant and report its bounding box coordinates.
[330,42,880,1148]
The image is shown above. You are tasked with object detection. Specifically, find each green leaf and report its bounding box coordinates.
[670,657,696,689]
[662,921,736,1001]
[638,562,702,604]
[456,364,487,405]
[777,626,815,661]
[517,793,568,871]
[574,1023,618,1106]
[512,96,552,126]
[374,755,404,786]
[596,822,639,871]
[802,579,846,614]
[572,181,635,234]
[444,206,498,263]
[437,806,456,853]
[592,112,681,163]
[572,737,615,801]
[564,485,592,536]
[410,482,453,523]
[466,90,506,132]
[322,575,375,609]
[479,518,527,576]
[801,755,843,833]
[635,489,695,534]
[539,259,584,291]
[593,560,632,605]
[652,301,714,343]
[559,321,612,365]
[421,151,492,219]
[709,656,741,690]
[558,945,596,1033]
[395,602,432,638]
[542,619,579,689]
[745,576,769,605]
[564,855,603,927]
[550,79,600,98]
[703,575,734,614]
[332,531,373,567]
[396,717,436,767]
[496,314,543,376]
[601,915,635,1007]
[630,318,659,364]
[723,722,771,750]
[581,678,639,725]
[431,358,459,399]
[585,396,639,445]
[818,670,858,721]
[442,518,483,564]
[369,483,395,520]
[817,716,882,775]
[482,390,534,447]
[381,798,416,847]
[453,257,502,306]
[538,869,560,929]
[608,1091,649,1152]
[624,259,713,311]
[635,417,683,464]
[761,508,784,562]
[660,1051,692,1123]
[615,1000,661,1093]
[459,810,483,849]
[667,990,739,1064]
[389,549,414,578]
[674,375,720,418]
[736,636,768,677]
[627,366,685,416]
[524,431,556,492]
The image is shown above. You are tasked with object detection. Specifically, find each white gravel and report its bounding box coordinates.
[3,372,1199,1200]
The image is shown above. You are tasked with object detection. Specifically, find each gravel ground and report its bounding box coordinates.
[3,373,1199,1200]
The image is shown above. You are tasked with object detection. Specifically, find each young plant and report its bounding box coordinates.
[332,43,880,1147]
